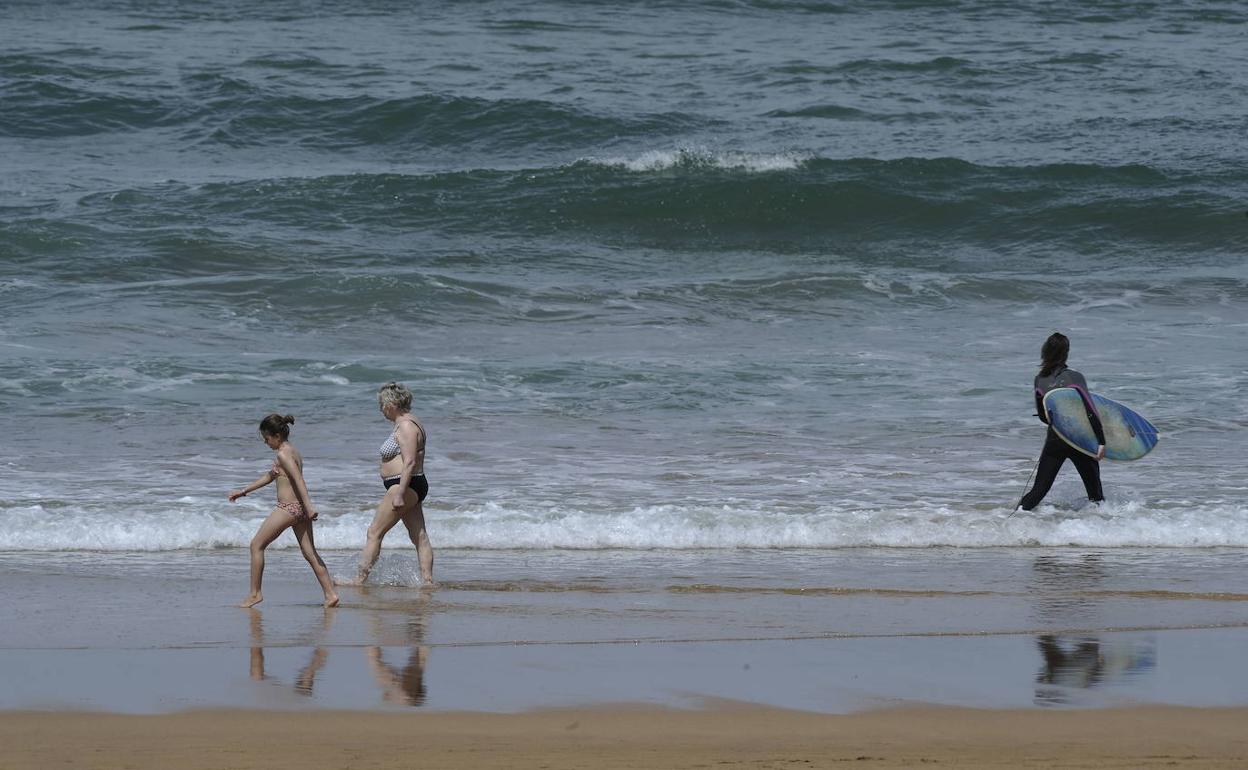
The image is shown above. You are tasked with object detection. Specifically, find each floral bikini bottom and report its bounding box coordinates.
[275,500,311,522]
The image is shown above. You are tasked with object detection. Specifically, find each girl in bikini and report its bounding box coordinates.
[228,413,339,608]
[343,382,434,586]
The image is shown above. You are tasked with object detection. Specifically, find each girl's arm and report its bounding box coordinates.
[278,450,318,520]
[228,471,276,502]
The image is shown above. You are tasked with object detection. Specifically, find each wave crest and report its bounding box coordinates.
[3,499,1248,551]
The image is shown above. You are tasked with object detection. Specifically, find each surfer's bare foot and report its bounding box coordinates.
[239,593,263,608]
[420,576,436,589]
[334,573,366,587]
[323,592,340,608]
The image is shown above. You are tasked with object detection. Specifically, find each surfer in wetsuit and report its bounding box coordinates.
[1018,333,1106,511]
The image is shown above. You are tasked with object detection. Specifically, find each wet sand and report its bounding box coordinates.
[4,548,1248,713]
[4,548,1248,767]
[3,706,1247,769]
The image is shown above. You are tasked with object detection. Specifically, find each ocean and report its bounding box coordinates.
[3,0,1248,565]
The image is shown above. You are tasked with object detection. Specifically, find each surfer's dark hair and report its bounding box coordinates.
[259,413,295,439]
[1039,333,1069,377]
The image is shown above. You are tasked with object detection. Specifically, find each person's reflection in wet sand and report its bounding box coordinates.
[1030,554,1107,706]
[368,645,429,706]
[361,585,431,707]
[1029,554,1154,706]
[248,608,334,697]
[1036,635,1104,688]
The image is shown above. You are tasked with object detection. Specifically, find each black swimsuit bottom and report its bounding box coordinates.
[383,474,429,502]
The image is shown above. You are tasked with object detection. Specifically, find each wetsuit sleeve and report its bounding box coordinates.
[1032,373,1050,424]
[1034,389,1049,424]
[1062,371,1106,446]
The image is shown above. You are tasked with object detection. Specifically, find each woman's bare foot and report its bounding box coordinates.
[323,592,340,608]
[239,593,263,608]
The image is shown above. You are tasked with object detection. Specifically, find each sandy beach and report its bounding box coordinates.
[3,705,1247,769]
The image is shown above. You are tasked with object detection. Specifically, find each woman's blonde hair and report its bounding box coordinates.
[378,381,413,411]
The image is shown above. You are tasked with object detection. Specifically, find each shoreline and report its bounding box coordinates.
[5,549,1248,715]
[3,704,1246,769]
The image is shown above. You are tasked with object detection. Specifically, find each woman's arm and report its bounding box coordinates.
[1072,385,1107,457]
[228,472,275,502]
[1059,370,1106,459]
[389,420,423,507]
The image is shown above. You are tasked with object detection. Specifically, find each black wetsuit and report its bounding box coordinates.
[1018,366,1106,511]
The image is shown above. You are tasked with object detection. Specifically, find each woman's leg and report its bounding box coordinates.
[1019,441,1067,512]
[293,520,339,607]
[241,509,293,607]
[348,498,405,584]
[400,501,434,584]
[1068,452,1105,503]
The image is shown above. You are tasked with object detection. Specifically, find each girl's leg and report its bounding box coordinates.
[292,519,340,607]
[401,502,434,584]
[241,509,293,607]
[346,498,405,585]
[248,608,265,680]
[295,648,329,696]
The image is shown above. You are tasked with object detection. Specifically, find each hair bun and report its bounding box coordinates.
[284,414,296,425]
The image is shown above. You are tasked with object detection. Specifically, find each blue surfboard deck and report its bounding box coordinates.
[1042,388,1159,461]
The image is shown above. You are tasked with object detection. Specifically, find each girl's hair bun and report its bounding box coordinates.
[260,413,295,438]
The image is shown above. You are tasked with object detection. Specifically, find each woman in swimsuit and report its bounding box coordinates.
[346,382,434,585]
[228,414,339,608]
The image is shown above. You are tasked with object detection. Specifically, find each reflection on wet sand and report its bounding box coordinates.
[361,585,431,707]
[248,608,334,697]
[368,646,429,706]
[1037,635,1104,689]
[1030,554,1156,706]
[246,588,432,708]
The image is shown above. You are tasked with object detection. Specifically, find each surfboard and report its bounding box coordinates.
[1042,387,1159,461]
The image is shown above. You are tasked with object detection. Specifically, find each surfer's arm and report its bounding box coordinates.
[1033,389,1049,424]
[1072,385,1107,447]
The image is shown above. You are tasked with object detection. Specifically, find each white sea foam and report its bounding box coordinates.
[583,148,811,173]
[2,499,1247,551]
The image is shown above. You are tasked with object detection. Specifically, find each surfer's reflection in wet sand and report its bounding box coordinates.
[362,586,431,707]
[248,608,334,697]
[1035,635,1105,695]
[1030,554,1155,706]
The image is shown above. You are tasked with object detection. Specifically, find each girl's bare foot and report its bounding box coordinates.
[324,592,340,608]
[239,593,263,608]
